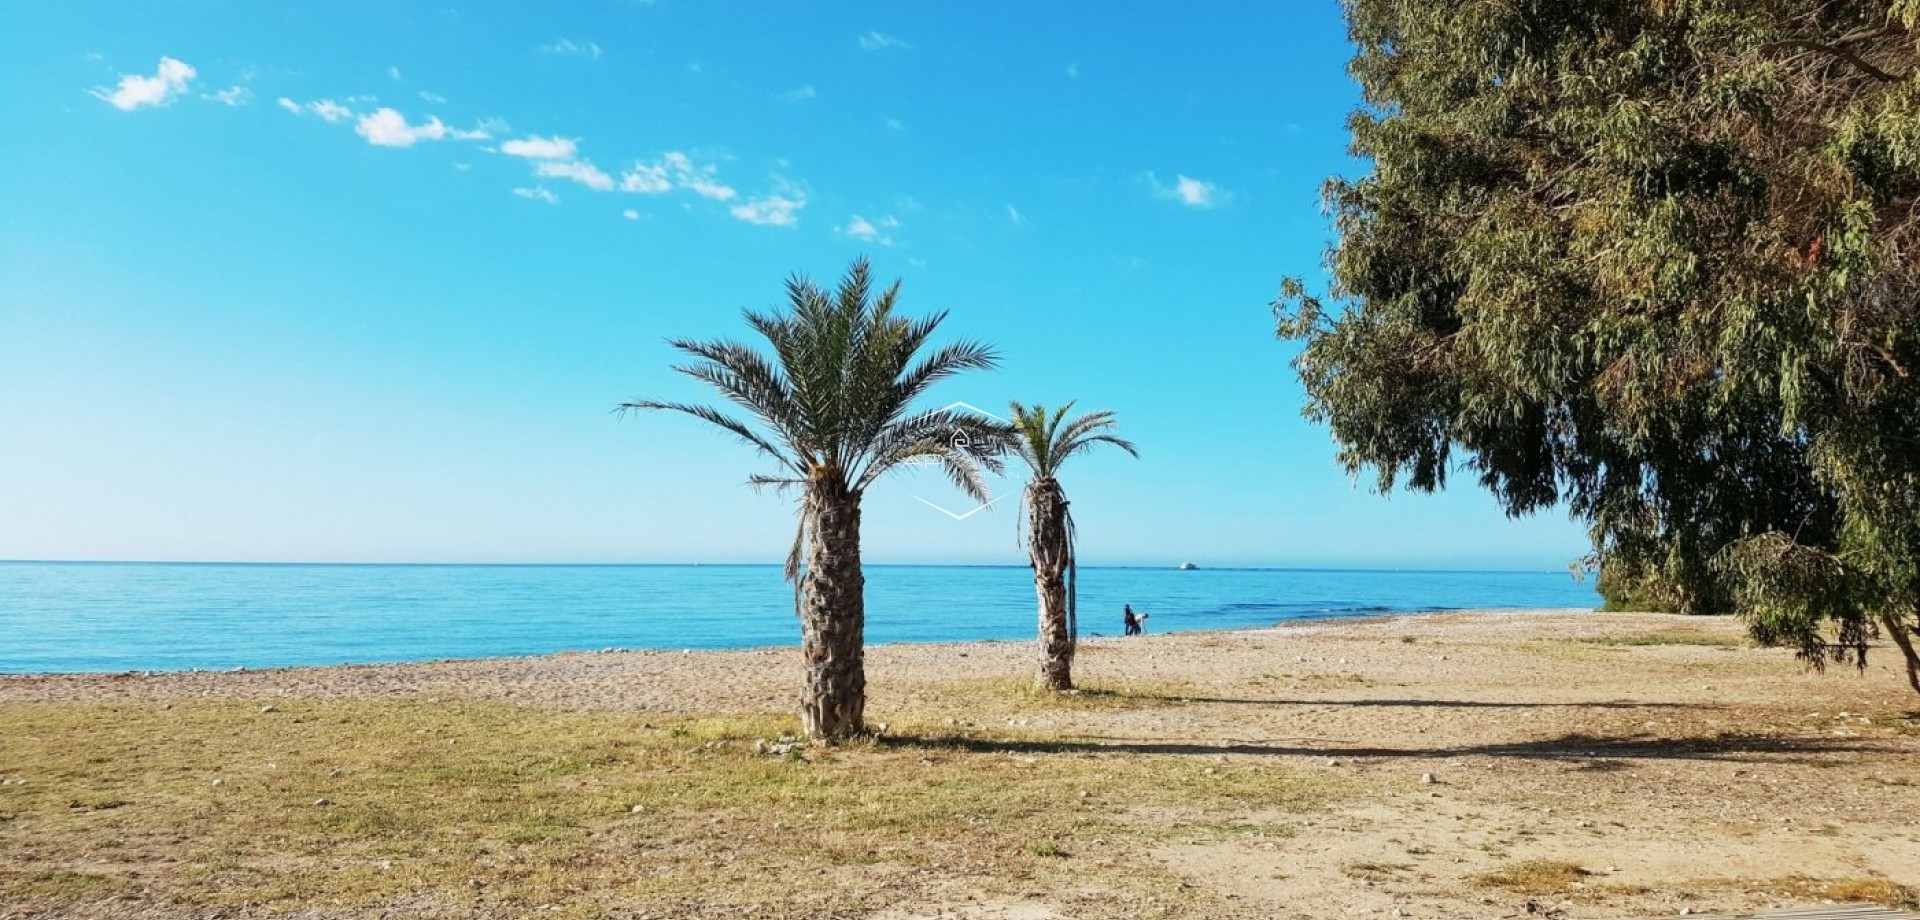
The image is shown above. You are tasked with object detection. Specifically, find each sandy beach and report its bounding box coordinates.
[3,609,1917,919]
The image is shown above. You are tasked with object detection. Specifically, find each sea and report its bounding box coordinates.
[0,562,1600,674]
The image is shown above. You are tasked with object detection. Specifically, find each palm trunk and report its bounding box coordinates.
[799,474,866,738]
[1028,478,1073,691]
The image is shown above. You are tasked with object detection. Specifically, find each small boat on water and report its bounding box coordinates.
[1178,561,1198,571]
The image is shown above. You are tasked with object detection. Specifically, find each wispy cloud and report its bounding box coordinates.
[732,193,806,227]
[858,31,910,51]
[620,162,672,193]
[355,107,488,147]
[93,56,196,111]
[536,39,603,61]
[117,59,805,226]
[776,85,817,103]
[202,85,250,106]
[839,214,899,245]
[1066,62,1080,79]
[1006,204,1027,225]
[616,152,735,200]
[1148,172,1227,209]
[500,135,578,159]
[276,98,354,122]
[535,159,614,191]
[311,99,351,122]
[387,66,403,81]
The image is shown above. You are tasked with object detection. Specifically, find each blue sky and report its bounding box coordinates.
[0,1,1591,570]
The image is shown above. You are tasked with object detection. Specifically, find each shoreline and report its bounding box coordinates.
[0,606,1598,682]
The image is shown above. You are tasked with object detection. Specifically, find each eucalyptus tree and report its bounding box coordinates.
[1277,0,1920,692]
[625,258,1007,736]
[1007,402,1136,691]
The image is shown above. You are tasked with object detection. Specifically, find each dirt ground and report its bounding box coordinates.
[3,609,1917,919]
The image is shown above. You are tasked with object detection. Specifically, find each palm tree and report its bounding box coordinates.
[1007,402,1137,691]
[623,258,1006,739]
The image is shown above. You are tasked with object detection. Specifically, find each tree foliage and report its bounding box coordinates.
[1278,0,1920,691]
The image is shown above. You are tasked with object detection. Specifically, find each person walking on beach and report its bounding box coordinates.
[1123,604,1140,636]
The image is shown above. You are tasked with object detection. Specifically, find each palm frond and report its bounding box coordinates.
[1058,432,1139,465]
[629,257,1003,580]
[621,399,801,474]
[857,409,1011,493]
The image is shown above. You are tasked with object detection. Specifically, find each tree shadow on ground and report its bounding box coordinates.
[879,730,1893,765]
[1079,693,1700,709]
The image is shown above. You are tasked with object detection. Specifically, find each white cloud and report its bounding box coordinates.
[1007,204,1026,225]
[884,118,905,132]
[203,85,250,106]
[858,31,910,51]
[93,56,196,111]
[388,66,402,80]
[1149,172,1226,209]
[620,161,672,193]
[513,186,558,203]
[536,158,614,191]
[621,208,640,220]
[419,90,447,104]
[277,97,353,122]
[839,213,899,245]
[309,99,351,122]
[663,152,735,200]
[355,107,488,147]
[776,85,816,102]
[500,135,578,159]
[536,39,602,60]
[731,193,806,227]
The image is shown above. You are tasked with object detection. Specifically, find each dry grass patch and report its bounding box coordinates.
[1576,630,1748,648]
[0,697,1351,918]
[1472,859,1589,895]
[1777,876,1920,910]
[947,676,1217,711]
[1867,711,1920,736]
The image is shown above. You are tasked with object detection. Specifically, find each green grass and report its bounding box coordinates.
[0,698,1351,918]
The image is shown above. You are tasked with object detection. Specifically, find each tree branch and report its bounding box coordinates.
[1760,39,1906,83]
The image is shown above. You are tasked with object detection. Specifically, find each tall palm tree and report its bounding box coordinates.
[624,258,1006,738]
[1007,402,1137,691]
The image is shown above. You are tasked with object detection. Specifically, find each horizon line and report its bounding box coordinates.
[0,558,1585,576]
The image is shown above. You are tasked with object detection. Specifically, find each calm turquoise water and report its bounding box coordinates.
[0,563,1599,674]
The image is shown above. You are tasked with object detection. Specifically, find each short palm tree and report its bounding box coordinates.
[1008,402,1137,691]
[624,258,1006,738]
